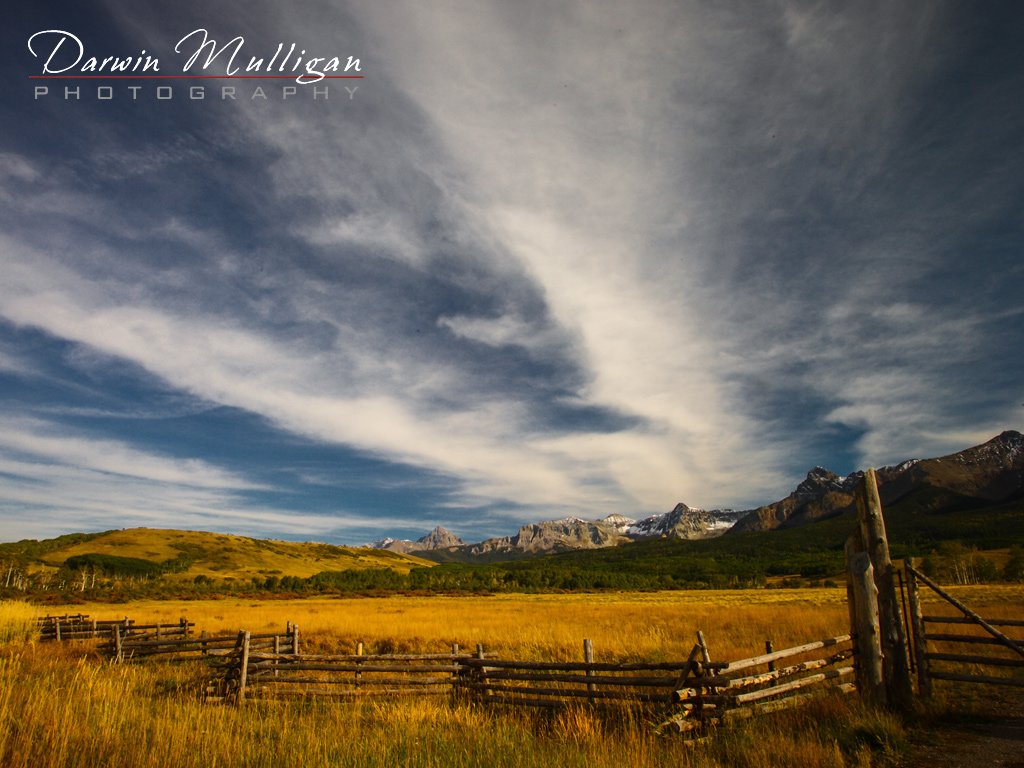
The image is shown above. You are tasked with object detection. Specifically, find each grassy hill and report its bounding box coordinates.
[2,487,1020,598]
[2,528,432,584]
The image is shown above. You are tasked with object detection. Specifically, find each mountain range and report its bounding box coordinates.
[369,430,1024,562]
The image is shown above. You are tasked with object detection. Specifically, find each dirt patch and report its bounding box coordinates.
[901,688,1024,768]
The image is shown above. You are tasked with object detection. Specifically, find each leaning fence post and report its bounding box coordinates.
[696,631,711,664]
[904,558,931,699]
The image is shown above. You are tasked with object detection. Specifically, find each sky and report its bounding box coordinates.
[1,1,1022,545]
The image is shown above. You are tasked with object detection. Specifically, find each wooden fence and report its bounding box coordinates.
[101,623,298,664]
[662,633,854,733]
[903,562,1024,695]
[39,614,193,643]
[211,630,855,733]
[214,636,475,703]
[461,641,689,710]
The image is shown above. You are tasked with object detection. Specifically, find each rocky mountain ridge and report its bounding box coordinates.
[368,430,1024,561]
[370,525,464,555]
[369,505,743,559]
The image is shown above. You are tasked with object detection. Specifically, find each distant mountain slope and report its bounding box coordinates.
[4,528,432,582]
[731,430,1024,533]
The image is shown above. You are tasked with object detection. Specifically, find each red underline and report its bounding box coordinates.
[28,74,363,80]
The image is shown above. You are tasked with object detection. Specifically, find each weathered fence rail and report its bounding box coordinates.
[663,633,855,733]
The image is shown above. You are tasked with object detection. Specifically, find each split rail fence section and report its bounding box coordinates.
[664,633,854,733]
[217,637,476,703]
[101,623,299,665]
[39,614,193,643]
[215,630,856,731]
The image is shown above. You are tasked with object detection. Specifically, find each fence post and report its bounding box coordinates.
[451,643,460,693]
[847,545,884,704]
[855,469,914,712]
[55,618,62,642]
[292,624,299,655]
[112,625,123,664]
[237,630,251,704]
[355,641,364,687]
[475,644,488,704]
[904,558,931,699]
[584,638,596,705]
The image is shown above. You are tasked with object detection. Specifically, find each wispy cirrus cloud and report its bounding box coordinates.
[0,0,1021,543]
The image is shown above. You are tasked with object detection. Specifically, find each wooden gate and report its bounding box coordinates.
[903,561,1024,696]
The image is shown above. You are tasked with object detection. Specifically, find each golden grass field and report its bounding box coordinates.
[1,585,1021,768]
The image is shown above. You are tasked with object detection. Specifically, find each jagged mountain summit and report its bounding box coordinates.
[370,526,464,554]
[731,430,1024,533]
[628,504,744,540]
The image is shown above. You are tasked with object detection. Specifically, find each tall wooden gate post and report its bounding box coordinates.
[856,470,915,710]
[852,469,914,711]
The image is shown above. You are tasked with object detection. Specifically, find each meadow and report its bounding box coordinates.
[1,586,1021,767]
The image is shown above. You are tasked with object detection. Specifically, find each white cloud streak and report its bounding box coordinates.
[1,0,1021,541]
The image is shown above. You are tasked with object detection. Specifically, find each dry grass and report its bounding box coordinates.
[2,585,1020,767]
[65,588,852,661]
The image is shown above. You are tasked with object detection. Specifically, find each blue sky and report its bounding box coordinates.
[1,1,1022,544]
